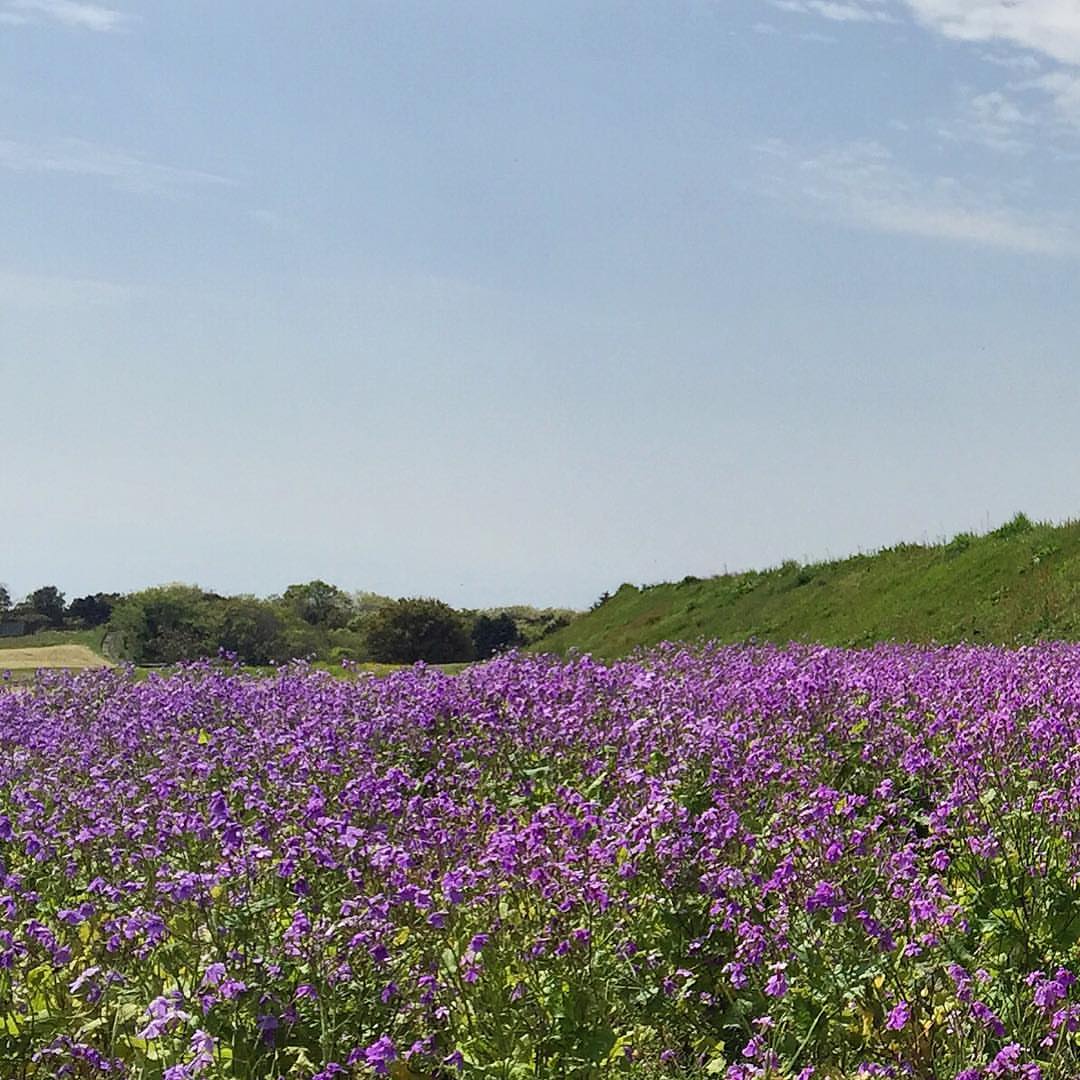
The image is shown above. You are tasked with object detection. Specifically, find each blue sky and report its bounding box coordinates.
[4,0,1080,609]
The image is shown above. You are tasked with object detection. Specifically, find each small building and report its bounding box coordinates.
[0,622,27,638]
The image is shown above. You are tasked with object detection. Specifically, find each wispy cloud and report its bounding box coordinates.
[757,138,1070,255]
[932,73,1080,160]
[1,0,133,31]
[1023,70,1080,128]
[763,0,1080,156]
[980,52,1043,74]
[748,16,837,43]
[0,138,233,195]
[937,87,1037,154]
[768,0,897,23]
[0,269,138,309]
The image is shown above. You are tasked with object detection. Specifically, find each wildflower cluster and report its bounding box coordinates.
[2,644,1080,1077]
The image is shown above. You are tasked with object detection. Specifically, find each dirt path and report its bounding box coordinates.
[0,645,112,670]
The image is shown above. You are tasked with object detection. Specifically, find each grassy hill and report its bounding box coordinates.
[537,514,1080,658]
[0,626,108,655]
[0,627,111,683]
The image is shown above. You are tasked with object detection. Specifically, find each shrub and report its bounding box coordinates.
[364,597,473,664]
[992,512,1036,540]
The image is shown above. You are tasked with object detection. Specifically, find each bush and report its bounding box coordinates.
[108,585,220,664]
[218,597,286,665]
[364,597,473,664]
[67,593,117,629]
[992,512,1036,540]
[281,581,353,629]
[471,612,522,659]
[945,531,977,555]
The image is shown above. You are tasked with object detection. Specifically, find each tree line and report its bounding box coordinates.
[0,582,573,666]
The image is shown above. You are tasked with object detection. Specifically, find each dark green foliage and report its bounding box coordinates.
[218,597,287,665]
[0,585,10,621]
[108,585,220,664]
[67,593,116,628]
[22,581,574,668]
[281,581,353,629]
[365,597,473,664]
[477,605,577,645]
[945,531,977,555]
[471,611,523,658]
[992,512,1036,540]
[24,585,66,629]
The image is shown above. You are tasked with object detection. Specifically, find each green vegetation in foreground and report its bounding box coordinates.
[538,513,1080,658]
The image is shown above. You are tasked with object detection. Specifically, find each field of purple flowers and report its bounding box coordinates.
[2,645,1080,1078]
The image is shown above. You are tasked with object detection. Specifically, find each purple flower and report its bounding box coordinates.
[256,1014,278,1045]
[1036,982,1064,1008]
[764,966,787,998]
[971,1000,1006,1036]
[885,1001,910,1031]
[364,1036,397,1075]
[201,963,226,988]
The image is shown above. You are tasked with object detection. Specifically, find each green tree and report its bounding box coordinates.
[67,593,117,628]
[281,581,353,629]
[275,614,324,662]
[365,597,473,664]
[108,585,219,664]
[218,597,286,665]
[0,585,10,622]
[471,612,523,658]
[27,586,66,628]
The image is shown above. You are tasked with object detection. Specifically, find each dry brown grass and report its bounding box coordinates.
[0,645,112,671]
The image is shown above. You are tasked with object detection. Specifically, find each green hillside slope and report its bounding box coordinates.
[538,514,1080,658]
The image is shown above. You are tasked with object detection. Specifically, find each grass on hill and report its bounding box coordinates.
[0,626,108,653]
[536,513,1080,659]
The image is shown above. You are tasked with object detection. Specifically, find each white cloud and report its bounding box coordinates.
[933,73,1080,157]
[0,138,233,195]
[767,0,1080,67]
[902,1,1080,66]
[1023,70,1080,126]
[980,51,1043,73]
[938,87,1037,153]
[764,0,1080,153]
[769,0,897,23]
[758,138,1070,255]
[902,4,1080,148]
[2,0,133,31]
